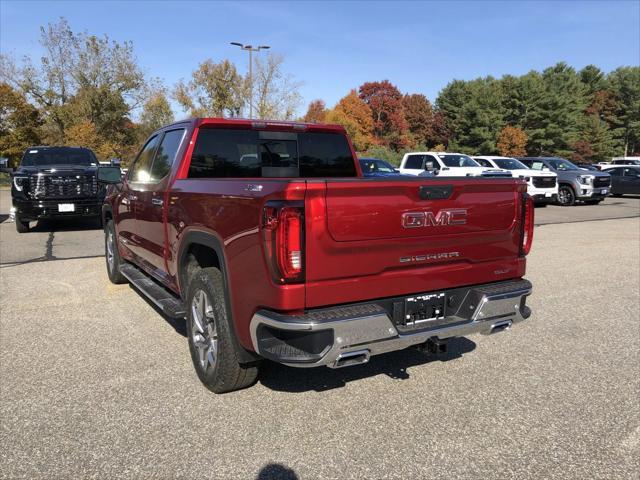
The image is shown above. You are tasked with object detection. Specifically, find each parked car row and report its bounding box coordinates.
[359,151,639,206]
[9,144,639,235]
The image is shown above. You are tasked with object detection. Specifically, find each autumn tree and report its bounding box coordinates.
[325,90,373,151]
[252,54,302,120]
[358,80,408,149]
[0,18,146,158]
[402,93,434,147]
[174,59,245,117]
[139,85,174,138]
[0,83,42,166]
[302,99,326,123]
[497,126,528,157]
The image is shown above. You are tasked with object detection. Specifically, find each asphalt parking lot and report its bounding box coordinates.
[1,189,639,479]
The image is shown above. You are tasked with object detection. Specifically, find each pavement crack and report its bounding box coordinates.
[44,231,57,261]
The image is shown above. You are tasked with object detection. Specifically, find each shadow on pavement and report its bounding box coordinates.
[133,285,188,337]
[256,463,299,480]
[259,336,476,393]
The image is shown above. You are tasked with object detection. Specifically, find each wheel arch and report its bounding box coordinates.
[177,230,259,363]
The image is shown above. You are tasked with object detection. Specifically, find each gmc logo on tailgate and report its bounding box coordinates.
[402,209,467,228]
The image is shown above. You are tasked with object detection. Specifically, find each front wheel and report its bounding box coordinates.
[15,216,29,233]
[186,267,259,393]
[557,185,576,206]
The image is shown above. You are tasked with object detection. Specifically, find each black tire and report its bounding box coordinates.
[15,216,29,233]
[186,267,259,393]
[557,185,576,206]
[104,220,126,284]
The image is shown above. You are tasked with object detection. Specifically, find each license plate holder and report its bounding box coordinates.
[58,203,75,213]
[403,292,447,326]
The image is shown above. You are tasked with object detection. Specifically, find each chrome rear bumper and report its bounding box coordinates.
[250,279,532,368]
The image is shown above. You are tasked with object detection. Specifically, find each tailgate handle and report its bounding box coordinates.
[419,185,453,200]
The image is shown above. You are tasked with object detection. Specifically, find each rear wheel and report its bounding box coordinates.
[186,267,259,393]
[104,220,126,284]
[15,216,29,233]
[557,185,575,206]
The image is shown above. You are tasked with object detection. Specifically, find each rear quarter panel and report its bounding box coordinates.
[167,179,306,350]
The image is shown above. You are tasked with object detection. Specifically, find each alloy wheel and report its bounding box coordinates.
[558,187,574,205]
[191,289,218,372]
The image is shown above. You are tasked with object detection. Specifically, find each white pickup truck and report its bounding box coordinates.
[398,152,507,177]
[474,156,558,204]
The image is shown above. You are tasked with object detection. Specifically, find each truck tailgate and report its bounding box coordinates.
[304,178,528,308]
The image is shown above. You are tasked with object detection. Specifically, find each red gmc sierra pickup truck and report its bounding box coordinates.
[100,118,534,393]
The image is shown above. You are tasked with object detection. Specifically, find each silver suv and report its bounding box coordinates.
[517,157,611,206]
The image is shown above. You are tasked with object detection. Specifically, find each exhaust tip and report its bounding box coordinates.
[490,320,513,334]
[333,350,370,368]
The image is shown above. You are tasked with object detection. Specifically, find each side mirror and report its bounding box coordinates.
[97,166,122,184]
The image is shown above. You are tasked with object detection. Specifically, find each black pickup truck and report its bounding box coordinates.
[11,146,107,232]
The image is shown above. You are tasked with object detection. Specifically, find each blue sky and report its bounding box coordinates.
[1,0,639,117]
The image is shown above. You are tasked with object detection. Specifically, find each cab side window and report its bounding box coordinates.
[475,158,492,168]
[129,135,159,183]
[150,129,185,181]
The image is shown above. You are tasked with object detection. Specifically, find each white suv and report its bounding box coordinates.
[474,156,558,204]
[399,152,507,177]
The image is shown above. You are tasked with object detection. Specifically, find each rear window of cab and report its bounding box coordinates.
[188,128,357,178]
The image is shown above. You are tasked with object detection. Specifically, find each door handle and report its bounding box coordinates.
[151,198,163,206]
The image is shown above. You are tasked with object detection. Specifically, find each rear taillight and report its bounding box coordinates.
[262,203,304,283]
[521,194,534,256]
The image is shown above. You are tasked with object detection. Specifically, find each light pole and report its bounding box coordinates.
[230,42,270,119]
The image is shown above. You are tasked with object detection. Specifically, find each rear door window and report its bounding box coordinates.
[404,155,425,169]
[475,158,492,168]
[150,129,185,181]
[188,128,356,178]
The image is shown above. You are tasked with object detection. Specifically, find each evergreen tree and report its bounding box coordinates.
[607,67,640,156]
